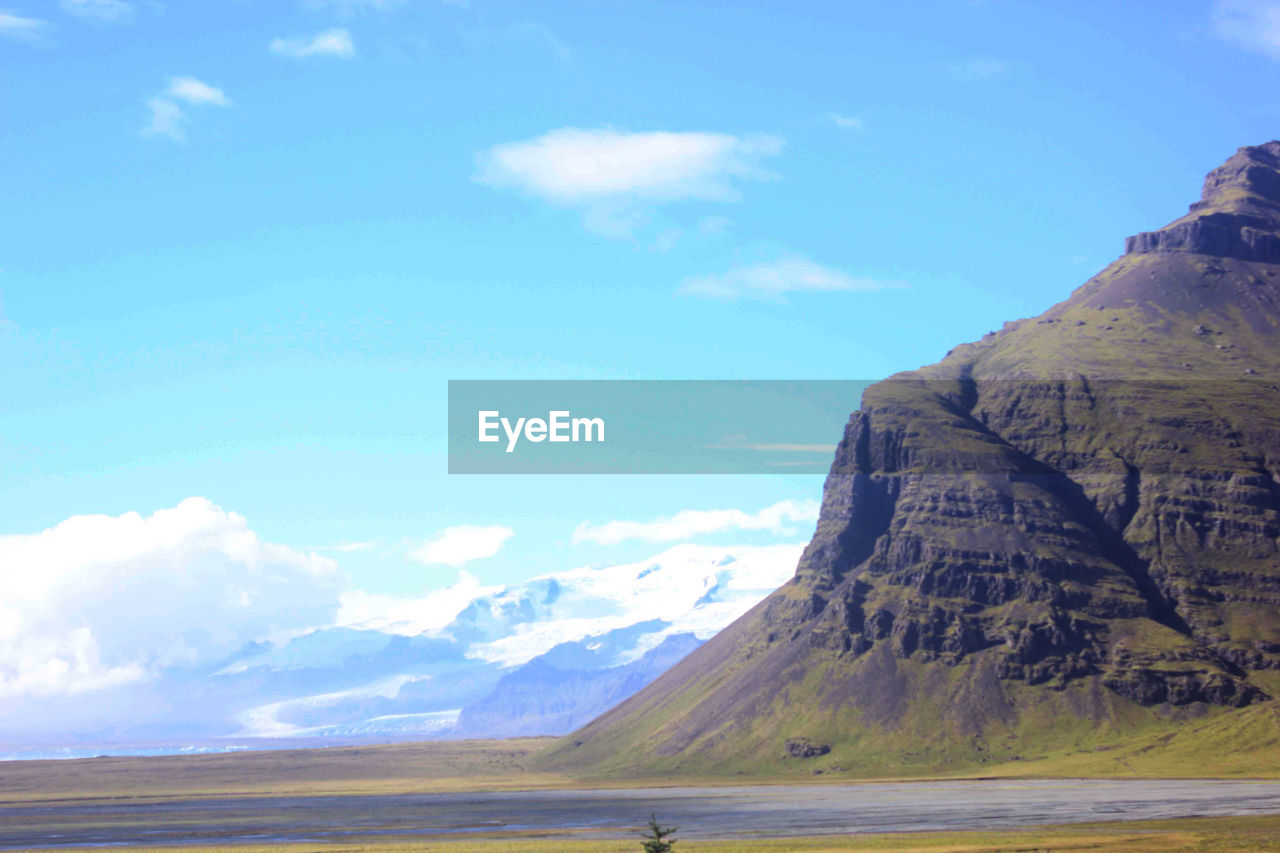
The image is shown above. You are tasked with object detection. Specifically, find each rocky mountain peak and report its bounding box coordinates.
[543,144,1280,778]
[1195,140,1280,214]
[1125,141,1280,262]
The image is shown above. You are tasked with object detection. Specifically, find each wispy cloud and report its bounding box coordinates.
[571,499,819,546]
[950,57,1008,80]
[475,127,783,236]
[506,21,571,60]
[699,215,732,235]
[167,76,229,106]
[142,97,185,141]
[411,525,514,567]
[829,112,864,130]
[681,257,894,302]
[60,0,132,22]
[271,27,355,59]
[141,77,230,143]
[458,21,573,62]
[1212,1,1280,59]
[0,9,46,40]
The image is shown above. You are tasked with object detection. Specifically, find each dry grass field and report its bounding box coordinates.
[2,739,1279,852]
[8,816,1280,853]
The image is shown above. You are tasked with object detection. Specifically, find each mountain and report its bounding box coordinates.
[452,631,702,738]
[540,142,1280,778]
[0,543,800,758]
[217,543,801,741]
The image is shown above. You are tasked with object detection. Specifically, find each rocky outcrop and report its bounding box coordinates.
[1124,212,1280,262]
[783,737,831,758]
[1126,142,1280,262]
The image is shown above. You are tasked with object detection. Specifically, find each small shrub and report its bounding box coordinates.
[640,813,678,853]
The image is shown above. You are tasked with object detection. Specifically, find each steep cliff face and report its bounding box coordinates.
[540,143,1280,777]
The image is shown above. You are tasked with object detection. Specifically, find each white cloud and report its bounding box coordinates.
[0,498,342,699]
[167,76,229,106]
[950,58,1008,80]
[475,127,783,236]
[571,499,819,547]
[0,9,45,39]
[336,570,503,635]
[60,0,132,22]
[141,77,229,143]
[680,257,893,302]
[271,28,355,59]
[829,112,864,130]
[1212,1,1280,58]
[411,525,514,567]
[477,128,781,203]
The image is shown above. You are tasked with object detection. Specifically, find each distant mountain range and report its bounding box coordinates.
[542,142,1280,778]
[0,543,800,758]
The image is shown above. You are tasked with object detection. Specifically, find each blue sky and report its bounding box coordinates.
[3,0,1280,603]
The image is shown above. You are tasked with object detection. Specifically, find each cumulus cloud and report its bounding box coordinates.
[0,498,341,699]
[60,0,132,22]
[1212,1,1280,58]
[271,28,355,58]
[141,77,230,143]
[0,9,45,39]
[680,257,893,302]
[411,525,514,567]
[571,499,819,546]
[474,127,782,236]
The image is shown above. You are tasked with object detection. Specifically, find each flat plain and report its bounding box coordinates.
[3,740,1280,851]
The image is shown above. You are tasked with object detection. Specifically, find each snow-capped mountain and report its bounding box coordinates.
[60,542,802,751]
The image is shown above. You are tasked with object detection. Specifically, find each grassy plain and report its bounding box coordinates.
[0,738,563,803]
[3,727,1279,852]
[3,701,1280,808]
[13,816,1280,853]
